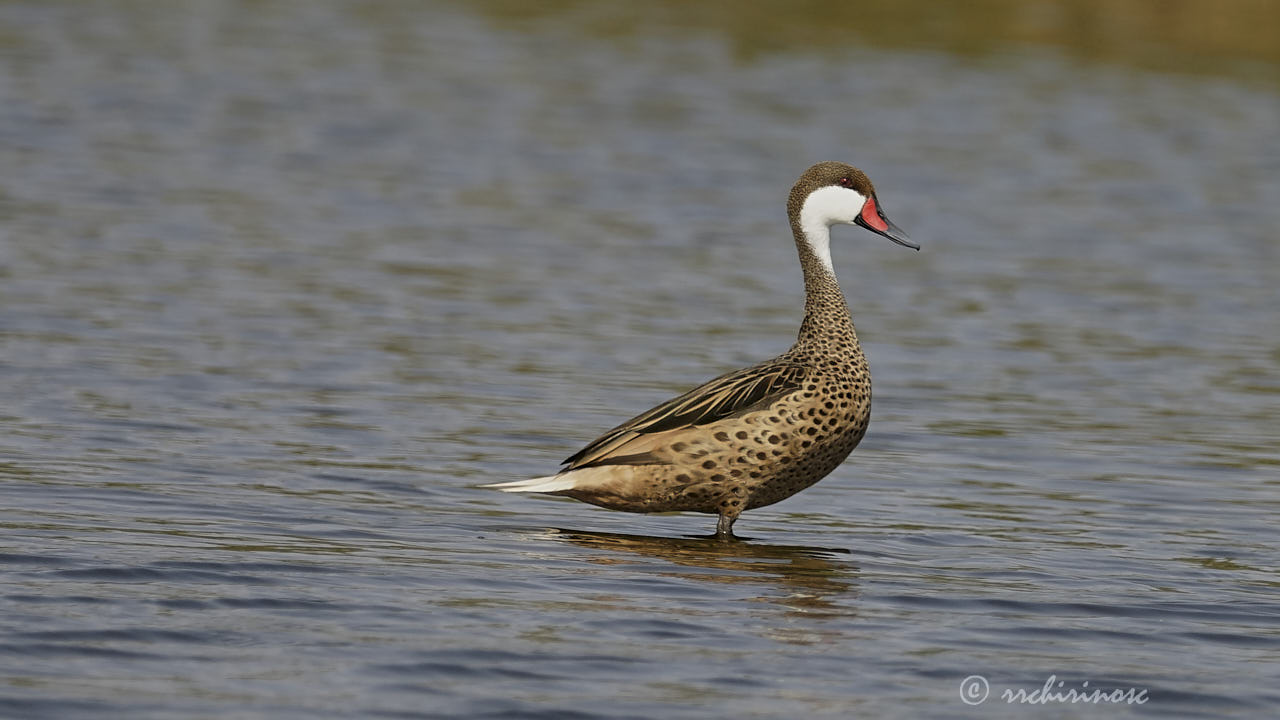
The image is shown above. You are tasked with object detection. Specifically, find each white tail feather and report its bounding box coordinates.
[482,474,579,493]
[484,465,624,494]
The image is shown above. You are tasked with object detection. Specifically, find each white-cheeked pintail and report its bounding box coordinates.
[486,162,918,539]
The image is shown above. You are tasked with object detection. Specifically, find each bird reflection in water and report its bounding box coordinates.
[545,528,860,622]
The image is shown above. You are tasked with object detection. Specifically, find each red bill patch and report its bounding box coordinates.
[860,197,889,232]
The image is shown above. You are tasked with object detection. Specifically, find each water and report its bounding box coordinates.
[2,1,1278,718]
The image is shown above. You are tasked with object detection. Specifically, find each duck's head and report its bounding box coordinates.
[789,161,918,251]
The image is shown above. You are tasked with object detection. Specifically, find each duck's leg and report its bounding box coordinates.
[715,512,739,540]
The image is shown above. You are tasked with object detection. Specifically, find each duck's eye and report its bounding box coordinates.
[838,177,852,187]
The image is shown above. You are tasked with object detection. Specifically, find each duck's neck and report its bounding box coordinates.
[790,220,858,350]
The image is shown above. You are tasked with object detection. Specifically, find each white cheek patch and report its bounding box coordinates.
[800,185,867,232]
[798,186,867,275]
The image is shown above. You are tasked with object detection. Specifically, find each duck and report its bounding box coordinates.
[486,162,918,539]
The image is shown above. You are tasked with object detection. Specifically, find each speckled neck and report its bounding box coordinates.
[790,220,859,352]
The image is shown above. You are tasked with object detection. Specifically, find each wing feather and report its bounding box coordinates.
[562,360,808,470]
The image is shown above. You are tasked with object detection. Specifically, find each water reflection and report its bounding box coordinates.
[549,528,859,616]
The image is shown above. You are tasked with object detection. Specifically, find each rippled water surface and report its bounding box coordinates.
[2,2,1278,718]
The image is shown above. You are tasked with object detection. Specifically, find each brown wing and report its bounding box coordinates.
[562,360,808,470]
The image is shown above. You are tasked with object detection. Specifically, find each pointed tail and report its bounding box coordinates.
[481,474,579,493]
